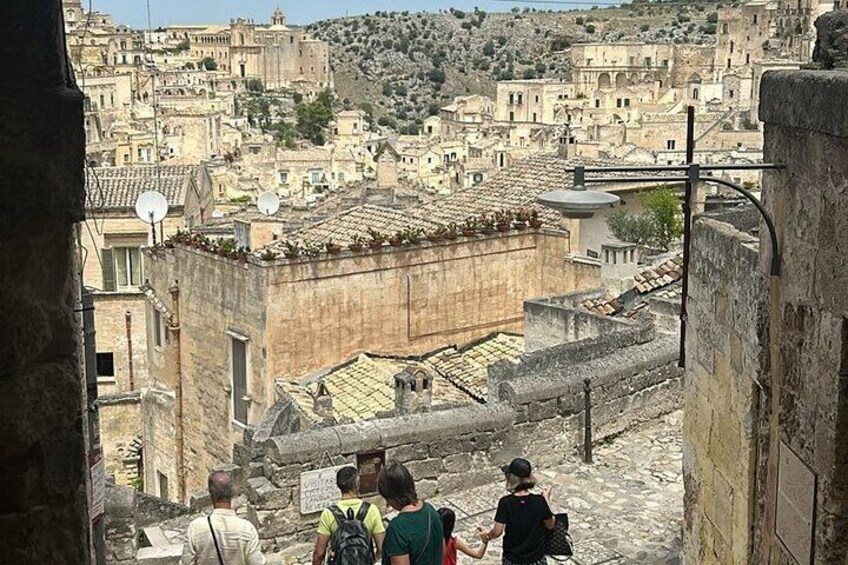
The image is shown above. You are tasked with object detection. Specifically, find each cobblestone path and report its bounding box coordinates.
[429,411,683,565]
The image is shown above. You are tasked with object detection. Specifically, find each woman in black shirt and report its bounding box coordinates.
[479,458,555,565]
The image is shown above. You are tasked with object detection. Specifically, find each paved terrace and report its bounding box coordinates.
[262,411,683,565]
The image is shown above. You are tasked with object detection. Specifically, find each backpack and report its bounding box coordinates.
[327,502,375,565]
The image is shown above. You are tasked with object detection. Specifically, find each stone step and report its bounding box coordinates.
[142,526,171,547]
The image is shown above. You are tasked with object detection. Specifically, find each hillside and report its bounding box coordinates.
[306,1,726,132]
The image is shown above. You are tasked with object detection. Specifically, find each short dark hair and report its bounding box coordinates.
[438,507,456,541]
[208,471,233,503]
[377,462,418,511]
[336,466,360,494]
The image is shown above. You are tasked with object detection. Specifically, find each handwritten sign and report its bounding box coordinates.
[89,450,106,523]
[300,465,347,515]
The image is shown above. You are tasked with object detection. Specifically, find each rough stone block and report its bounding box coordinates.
[417,478,438,500]
[386,443,430,463]
[528,399,558,422]
[189,492,211,512]
[256,509,299,538]
[248,476,293,510]
[136,544,183,564]
[405,458,442,481]
[269,463,308,488]
[442,453,473,474]
[437,469,499,495]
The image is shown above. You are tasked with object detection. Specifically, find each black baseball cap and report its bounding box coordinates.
[501,458,532,478]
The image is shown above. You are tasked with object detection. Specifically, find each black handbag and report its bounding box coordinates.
[545,512,573,561]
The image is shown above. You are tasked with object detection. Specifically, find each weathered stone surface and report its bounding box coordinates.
[442,453,473,474]
[813,11,848,70]
[404,458,442,481]
[386,443,430,462]
[248,477,293,510]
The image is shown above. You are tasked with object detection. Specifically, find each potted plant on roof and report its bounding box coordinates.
[529,209,543,229]
[326,239,342,255]
[426,226,445,243]
[514,209,531,230]
[444,222,459,241]
[283,240,301,260]
[388,230,406,247]
[462,216,479,237]
[349,235,365,253]
[367,228,386,250]
[495,209,514,232]
[236,246,250,262]
[404,228,424,245]
[260,248,280,261]
[479,213,496,235]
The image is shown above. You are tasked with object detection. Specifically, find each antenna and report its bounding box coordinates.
[135,191,169,245]
[257,191,281,216]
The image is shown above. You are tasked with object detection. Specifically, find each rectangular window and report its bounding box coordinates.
[279,171,288,184]
[517,93,523,104]
[153,309,163,348]
[509,93,515,104]
[595,99,600,108]
[532,112,537,122]
[96,352,115,378]
[158,472,169,500]
[338,172,345,182]
[231,337,249,425]
[535,95,539,103]
[624,98,631,107]
[114,247,142,289]
[629,56,635,66]
[509,111,514,122]
[616,98,623,108]
[667,139,677,150]
[310,170,322,184]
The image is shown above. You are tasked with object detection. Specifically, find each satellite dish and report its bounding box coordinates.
[135,191,169,224]
[257,191,281,216]
[211,210,225,219]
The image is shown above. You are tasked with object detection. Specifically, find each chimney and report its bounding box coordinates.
[312,383,334,422]
[393,367,433,415]
[557,130,572,160]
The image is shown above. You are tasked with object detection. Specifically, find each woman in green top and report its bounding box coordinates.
[378,463,444,565]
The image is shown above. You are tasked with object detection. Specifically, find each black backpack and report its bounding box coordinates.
[327,502,375,565]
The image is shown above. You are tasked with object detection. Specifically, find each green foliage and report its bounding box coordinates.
[199,57,217,71]
[482,40,495,57]
[296,90,334,145]
[576,16,585,25]
[707,12,718,23]
[245,79,265,93]
[428,68,446,85]
[641,24,650,32]
[606,186,683,251]
[270,121,297,148]
[585,24,596,34]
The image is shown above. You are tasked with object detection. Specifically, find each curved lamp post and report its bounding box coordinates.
[537,161,784,367]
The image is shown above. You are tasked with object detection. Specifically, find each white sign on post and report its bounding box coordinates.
[299,465,348,515]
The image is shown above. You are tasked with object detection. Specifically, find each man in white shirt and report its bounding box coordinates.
[181,471,266,565]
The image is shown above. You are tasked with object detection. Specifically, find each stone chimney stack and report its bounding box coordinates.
[312,383,334,422]
[394,367,433,415]
[556,129,572,160]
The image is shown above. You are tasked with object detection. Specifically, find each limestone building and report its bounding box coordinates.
[184,8,332,92]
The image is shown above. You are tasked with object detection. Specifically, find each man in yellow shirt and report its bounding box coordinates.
[312,466,385,565]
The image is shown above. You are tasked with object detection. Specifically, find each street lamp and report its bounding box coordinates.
[538,160,784,368]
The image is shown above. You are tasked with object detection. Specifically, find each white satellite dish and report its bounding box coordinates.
[257,191,281,216]
[212,210,225,219]
[135,191,169,224]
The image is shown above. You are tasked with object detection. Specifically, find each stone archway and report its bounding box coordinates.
[598,72,612,89]
[615,72,628,87]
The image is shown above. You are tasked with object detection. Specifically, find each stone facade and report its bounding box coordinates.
[233,296,682,552]
[0,0,90,561]
[142,230,600,501]
[684,69,848,564]
[100,393,143,487]
[683,207,766,565]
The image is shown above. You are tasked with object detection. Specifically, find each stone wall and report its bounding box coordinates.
[94,293,149,394]
[100,392,142,487]
[238,303,682,552]
[757,69,848,565]
[523,289,640,352]
[0,0,90,562]
[683,207,766,565]
[143,230,599,502]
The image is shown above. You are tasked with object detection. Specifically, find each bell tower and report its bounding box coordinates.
[271,6,286,26]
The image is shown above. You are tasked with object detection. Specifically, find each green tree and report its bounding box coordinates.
[607,186,683,250]
[245,79,265,93]
[482,40,496,57]
[199,57,217,71]
[296,90,334,146]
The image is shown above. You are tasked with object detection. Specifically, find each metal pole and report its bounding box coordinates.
[583,378,593,464]
[679,106,696,368]
[82,288,106,565]
[125,311,135,391]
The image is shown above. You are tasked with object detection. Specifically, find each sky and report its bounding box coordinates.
[89,0,607,29]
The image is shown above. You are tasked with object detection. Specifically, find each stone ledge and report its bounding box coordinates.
[759,71,848,138]
[263,403,515,465]
[99,391,142,406]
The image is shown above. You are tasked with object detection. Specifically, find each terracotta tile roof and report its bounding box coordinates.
[634,255,684,294]
[425,333,524,402]
[580,295,625,317]
[86,165,194,210]
[412,153,661,226]
[276,333,524,425]
[268,204,441,247]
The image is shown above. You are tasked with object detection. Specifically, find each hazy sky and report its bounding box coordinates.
[89,0,600,28]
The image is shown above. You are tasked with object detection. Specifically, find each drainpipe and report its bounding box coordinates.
[125,311,135,392]
[169,282,186,503]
